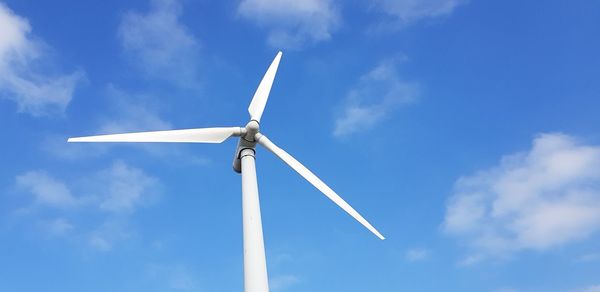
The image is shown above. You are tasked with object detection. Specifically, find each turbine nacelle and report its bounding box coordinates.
[232,120,261,173]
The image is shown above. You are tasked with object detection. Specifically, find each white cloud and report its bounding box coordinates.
[405,248,430,262]
[334,58,418,137]
[16,162,160,214]
[443,133,600,260]
[0,2,83,116]
[118,0,200,87]
[15,161,161,251]
[270,275,300,292]
[371,0,467,25]
[238,0,340,49]
[16,171,77,209]
[96,160,161,213]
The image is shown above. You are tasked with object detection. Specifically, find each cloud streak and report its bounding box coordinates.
[238,0,340,49]
[334,58,418,137]
[44,85,210,166]
[405,248,430,262]
[0,2,83,116]
[371,0,467,26]
[118,0,201,88]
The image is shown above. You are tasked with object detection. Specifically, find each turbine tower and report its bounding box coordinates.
[68,52,385,292]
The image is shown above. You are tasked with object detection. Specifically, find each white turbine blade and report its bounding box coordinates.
[248,51,282,122]
[257,134,385,240]
[68,127,242,143]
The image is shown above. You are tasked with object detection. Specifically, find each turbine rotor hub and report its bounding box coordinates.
[244,120,260,141]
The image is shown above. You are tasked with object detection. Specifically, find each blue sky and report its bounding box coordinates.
[1,0,600,291]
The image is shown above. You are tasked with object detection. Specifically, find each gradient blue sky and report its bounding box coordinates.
[1,0,600,291]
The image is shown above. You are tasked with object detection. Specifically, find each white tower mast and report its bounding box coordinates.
[240,147,269,292]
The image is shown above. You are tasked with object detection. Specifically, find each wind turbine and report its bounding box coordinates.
[68,51,385,292]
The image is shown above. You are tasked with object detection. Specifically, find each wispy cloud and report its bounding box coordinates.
[87,218,134,251]
[42,85,172,162]
[14,161,162,251]
[266,250,301,291]
[84,161,162,250]
[42,217,75,237]
[97,86,211,166]
[118,0,201,88]
[93,160,162,213]
[334,58,418,137]
[0,2,84,116]
[370,0,467,28]
[146,263,200,291]
[576,253,600,263]
[571,284,600,292]
[41,133,109,161]
[237,0,340,49]
[45,85,210,166]
[16,171,78,209]
[494,288,519,292]
[405,247,430,262]
[270,274,300,292]
[98,85,172,134]
[443,133,600,262]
